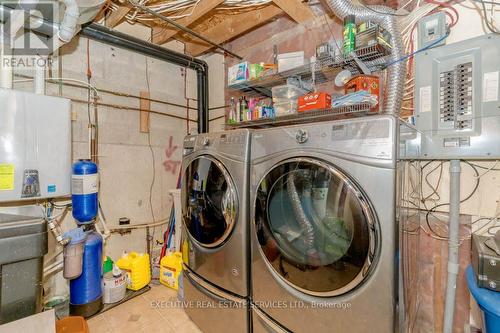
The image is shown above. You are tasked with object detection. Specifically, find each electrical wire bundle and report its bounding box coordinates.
[108,0,273,24]
[394,1,459,111]
[402,160,500,242]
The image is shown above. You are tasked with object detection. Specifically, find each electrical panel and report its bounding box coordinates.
[403,34,500,160]
[0,89,71,202]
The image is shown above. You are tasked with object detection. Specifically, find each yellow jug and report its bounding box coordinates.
[116,252,151,291]
[160,252,183,290]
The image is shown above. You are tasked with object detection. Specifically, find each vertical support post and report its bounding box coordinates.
[443,159,461,333]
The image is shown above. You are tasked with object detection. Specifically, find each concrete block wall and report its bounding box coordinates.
[2,22,226,299]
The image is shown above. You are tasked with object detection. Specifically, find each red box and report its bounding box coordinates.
[298,92,331,112]
[344,75,380,112]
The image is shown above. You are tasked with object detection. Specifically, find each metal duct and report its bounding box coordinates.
[323,0,406,116]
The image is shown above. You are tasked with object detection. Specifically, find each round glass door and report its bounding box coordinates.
[254,158,378,297]
[182,156,238,248]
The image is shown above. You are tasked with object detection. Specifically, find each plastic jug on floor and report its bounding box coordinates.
[160,252,183,290]
[116,252,151,291]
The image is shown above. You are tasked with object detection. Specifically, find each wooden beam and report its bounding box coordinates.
[93,0,111,22]
[105,6,131,28]
[152,0,225,45]
[271,0,314,23]
[185,5,283,56]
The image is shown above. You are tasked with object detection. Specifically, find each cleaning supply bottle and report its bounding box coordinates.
[237,97,243,122]
[160,252,183,290]
[103,256,113,275]
[242,97,249,121]
[343,15,356,56]
[116,252,151,291]
[228,97,237,124]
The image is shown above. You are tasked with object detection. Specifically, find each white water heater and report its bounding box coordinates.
[0,88,71,202]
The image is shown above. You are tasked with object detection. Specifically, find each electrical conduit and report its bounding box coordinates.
[323,0,406,116]
[443,160,461,333]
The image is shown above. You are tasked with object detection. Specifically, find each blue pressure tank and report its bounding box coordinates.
[69,230,103,317]
[72,160,98,224]
[467,266,500,333]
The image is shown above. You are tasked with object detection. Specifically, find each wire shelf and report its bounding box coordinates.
[227,42,390,97]
[227,103,373,129]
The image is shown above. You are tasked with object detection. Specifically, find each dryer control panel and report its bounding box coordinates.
[183,130,250,161]
[251,115,396,168]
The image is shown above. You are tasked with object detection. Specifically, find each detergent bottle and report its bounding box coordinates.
[116,252,151,291]
[160,252,183,290]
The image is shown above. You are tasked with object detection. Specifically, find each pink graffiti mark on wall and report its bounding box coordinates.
[163,136,181,175]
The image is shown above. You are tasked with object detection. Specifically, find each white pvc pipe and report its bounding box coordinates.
[35,56,46,94]
[0,46,13,89]
[1,2,40,89]
[43,261,64,278]
[98,206,111,240]
[58,0,80,43]
[443,160,461,333]
[44,259,64,273]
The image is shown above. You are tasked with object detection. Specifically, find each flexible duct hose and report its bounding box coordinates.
[287,171,351,266]
[323,0,406,116]
[287,172,316,253]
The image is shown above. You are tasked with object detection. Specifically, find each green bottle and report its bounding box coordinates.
[343,15,356,56]
[103,256,113,274]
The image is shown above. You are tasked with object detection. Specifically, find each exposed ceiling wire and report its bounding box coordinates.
[109,0,273,24]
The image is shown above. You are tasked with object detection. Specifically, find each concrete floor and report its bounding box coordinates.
[87,284,202,333]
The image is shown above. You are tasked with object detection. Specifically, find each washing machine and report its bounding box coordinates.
[181,129,251,333]
[250,116,400,332]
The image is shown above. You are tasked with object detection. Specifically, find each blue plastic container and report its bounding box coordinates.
[466,266,500,333]
[69,230,103,317]
[72,160,98,224]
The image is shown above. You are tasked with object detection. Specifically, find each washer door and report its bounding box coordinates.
[182,156,238,248]
[254,158,378,297]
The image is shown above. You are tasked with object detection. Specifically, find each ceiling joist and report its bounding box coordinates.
[271,0,314,23]
[105,5,131,28]
[185,4,283,56]
[152,0,225,45]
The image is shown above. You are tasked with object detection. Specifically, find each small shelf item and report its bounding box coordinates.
[227,42,390,97]
[227,103,373,129]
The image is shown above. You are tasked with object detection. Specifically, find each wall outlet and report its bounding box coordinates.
[71,110,77,121]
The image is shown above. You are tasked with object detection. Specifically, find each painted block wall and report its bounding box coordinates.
[2,21,226,299]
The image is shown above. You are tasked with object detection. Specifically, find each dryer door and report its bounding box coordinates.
[254,158,379,297]
[182,155,238,248]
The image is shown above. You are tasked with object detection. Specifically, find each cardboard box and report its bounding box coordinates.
[227,62,249,86]
[277,52,304,73]
[248,64,264,80]
[298,92,332,112]
[344,75,380,112]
